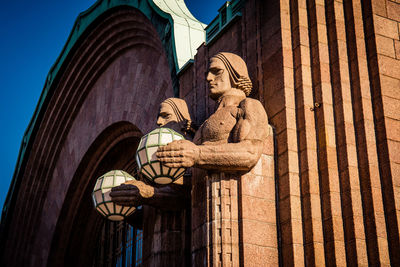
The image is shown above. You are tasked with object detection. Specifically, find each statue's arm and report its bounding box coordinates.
[195,139,264,171]
[157,98,270,171]
[110,180,189,210]
[198,98,269,170]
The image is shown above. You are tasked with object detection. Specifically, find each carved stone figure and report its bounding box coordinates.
[111,53,273,266]
[111,52,269,208]
[157,52,269,171]
[156,97,195,137]
[110,98,192,208]
[154,53,273,266]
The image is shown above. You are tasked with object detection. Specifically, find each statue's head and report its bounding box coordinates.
[157,98,192,135]
[207,52,252,100]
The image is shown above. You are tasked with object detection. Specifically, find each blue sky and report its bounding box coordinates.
[0,0,226,210]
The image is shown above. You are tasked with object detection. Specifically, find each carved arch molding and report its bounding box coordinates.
[1,7,174,266]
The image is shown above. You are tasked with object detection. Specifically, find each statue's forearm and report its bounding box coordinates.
[145,184,189,210]
[194,140,263,171]
[111,180,189,210]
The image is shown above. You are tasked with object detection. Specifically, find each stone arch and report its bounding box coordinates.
[1,7,174,266]
[48,121,142,266]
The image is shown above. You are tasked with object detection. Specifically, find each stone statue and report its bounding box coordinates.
[112,52,273,266]
[156,97,196,138]
[111,52,269,208]
[110,98,192,209]
[157,52,269,171]
[155,53,272,266]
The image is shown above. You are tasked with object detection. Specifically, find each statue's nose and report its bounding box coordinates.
[206,72,213,82]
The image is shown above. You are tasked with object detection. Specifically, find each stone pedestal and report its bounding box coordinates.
[207,172,240,266]
[192,129,277,266]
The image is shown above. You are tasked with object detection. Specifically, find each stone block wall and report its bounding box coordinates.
[179,0,400,265]
[1,1,398,266]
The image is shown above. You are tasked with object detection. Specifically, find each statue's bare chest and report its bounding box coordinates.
[200,106,238,143]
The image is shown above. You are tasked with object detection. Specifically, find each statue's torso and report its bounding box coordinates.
[195,105,240,145]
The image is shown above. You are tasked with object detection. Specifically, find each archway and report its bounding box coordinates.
[48,121,142,266]
[1,7,175,266]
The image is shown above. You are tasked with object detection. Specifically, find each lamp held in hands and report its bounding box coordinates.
[136,128,186,184]
[92,170,136,221]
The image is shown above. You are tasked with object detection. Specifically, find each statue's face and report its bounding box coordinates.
[207,57,231,100]
[157,103,177,127]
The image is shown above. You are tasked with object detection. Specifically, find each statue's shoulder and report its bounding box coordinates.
[239,97,266,113]
[239,97,268,122]
[240,97,263,106]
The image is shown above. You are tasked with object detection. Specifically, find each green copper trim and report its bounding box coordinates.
[205,0,244,43]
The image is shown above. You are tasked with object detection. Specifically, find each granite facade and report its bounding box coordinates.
[1,0,399,266]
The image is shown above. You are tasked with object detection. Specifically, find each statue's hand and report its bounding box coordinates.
[110,180,154,207]
[156,140,200,168]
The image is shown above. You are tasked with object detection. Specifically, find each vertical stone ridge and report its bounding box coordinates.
[325,0,371,265]
[290,0,325,266]
[255,0,266,107]
[307,0,347,265]
[342,0,392,265]
[272,0,305,265]
[361,0,400,266]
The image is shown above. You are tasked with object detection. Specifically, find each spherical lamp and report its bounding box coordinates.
[92,170,136,221]
[136,128,186,184]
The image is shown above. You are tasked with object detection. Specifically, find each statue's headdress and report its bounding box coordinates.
[162,98,194,135]
[213,52,252,96]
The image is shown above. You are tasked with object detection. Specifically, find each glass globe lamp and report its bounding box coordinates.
[92,170,136,221]
[136,128,186,184]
